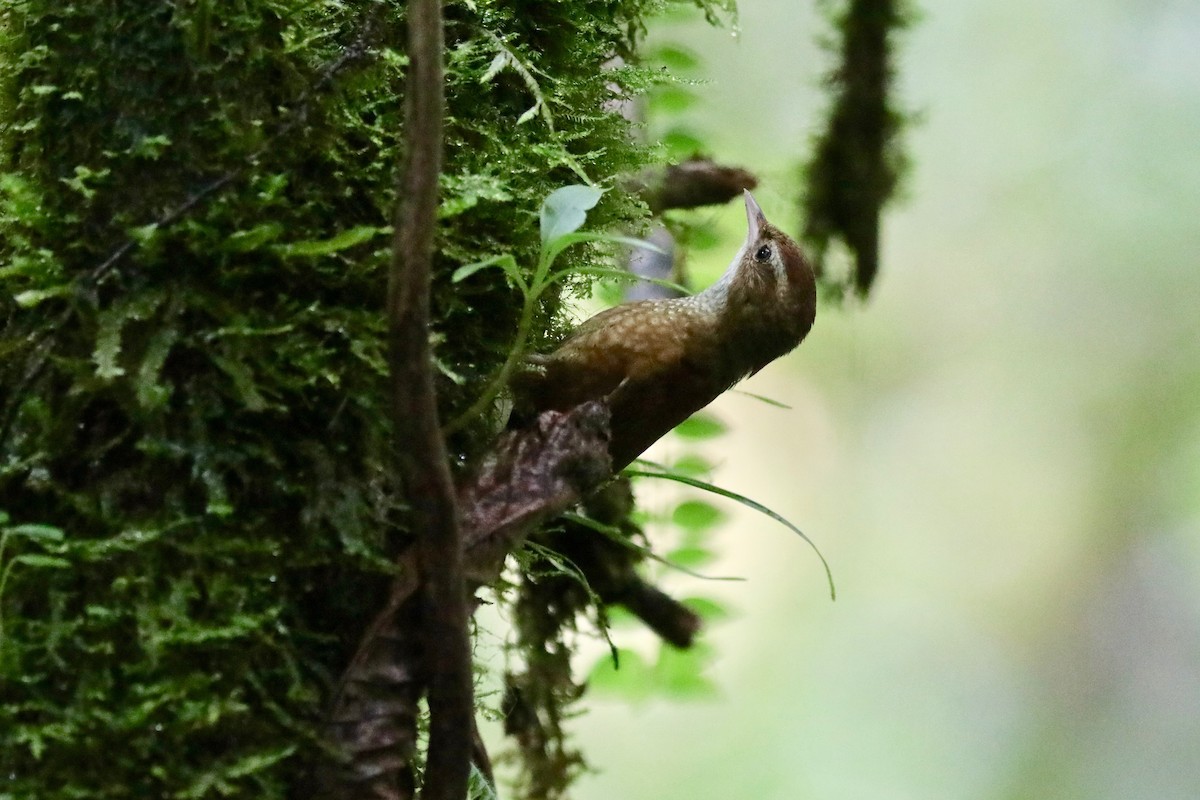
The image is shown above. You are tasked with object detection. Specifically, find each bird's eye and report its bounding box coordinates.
[754,244,772,262]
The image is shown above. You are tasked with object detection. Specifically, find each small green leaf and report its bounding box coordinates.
[480,52,508,84]
[672,500,726,532]
[587,647,654,700]
[93,291,166,381]
[451,254,521,284]
[662,128,705,158]
[470,761,499,800]
[479,35,553,129]
[516,102,543,125]
[136,327,180,409]
[651,45,700,72]
[273,225,388,258]
[540,185,603,245]
[206,500,234,518]
[673,412,727,440]
[13,554,70,569]
[653,643,717,699]
[219,744,298,780]
[225,222,285,252]
[682,596,732,622]
[5,524,64,542]
[669,454,714,477]
[256,173,289,201]
[60,165,110,199]
[14,285,69,307]
[439,171,511,219]
[651,84,697,114]
[665,546,716,569]
[210,354,268,412]
[132,133,172,159]
[94,316,126,380]
[380,47,409,68]
[129,222,160,243]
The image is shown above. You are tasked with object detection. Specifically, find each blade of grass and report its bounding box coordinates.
[561,511,745,583]
[624,469,836,600]
[730,390,792,409]
[566,266,692,297]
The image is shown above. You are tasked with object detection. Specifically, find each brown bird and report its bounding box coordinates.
[514,191,817,471]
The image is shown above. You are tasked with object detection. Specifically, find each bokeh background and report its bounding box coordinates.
[569,1,1200,797]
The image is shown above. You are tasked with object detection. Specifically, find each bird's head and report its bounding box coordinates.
[708,191,816,354]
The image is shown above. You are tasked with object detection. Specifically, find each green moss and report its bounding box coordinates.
[0,1,735,795]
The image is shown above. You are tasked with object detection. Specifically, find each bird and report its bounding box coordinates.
[512,190,817,472]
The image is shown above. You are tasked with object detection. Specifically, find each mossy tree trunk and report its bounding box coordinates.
[0,1,666,796]
[1,0,910,796]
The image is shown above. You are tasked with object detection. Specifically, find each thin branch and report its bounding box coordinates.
[386,1,472,800]
[633,156,758,215]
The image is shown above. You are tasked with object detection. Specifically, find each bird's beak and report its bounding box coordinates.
[744,190,766,241]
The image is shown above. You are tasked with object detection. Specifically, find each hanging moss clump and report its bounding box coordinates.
[802,0,912,298]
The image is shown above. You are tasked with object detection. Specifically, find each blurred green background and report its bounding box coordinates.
[571,1,1200,798]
